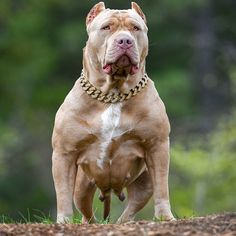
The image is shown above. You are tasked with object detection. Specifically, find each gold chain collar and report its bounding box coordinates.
[79,70,149,103]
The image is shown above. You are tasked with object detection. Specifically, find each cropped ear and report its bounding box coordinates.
[131,2,146,24]
[86,2,106,26]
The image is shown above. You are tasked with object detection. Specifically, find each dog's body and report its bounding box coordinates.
[52,2,174,223]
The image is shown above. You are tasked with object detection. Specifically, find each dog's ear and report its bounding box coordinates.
[131,2,146,24]
[86,2,106,26]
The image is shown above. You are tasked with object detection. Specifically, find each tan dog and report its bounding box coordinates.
[52,2,175,223]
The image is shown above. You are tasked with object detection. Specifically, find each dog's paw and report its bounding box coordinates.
[154,214,176,222]
[117,214,135,224]
[154,201,175,222]
[56,214,71,223]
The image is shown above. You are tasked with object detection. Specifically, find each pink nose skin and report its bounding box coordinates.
[116,37,134,49]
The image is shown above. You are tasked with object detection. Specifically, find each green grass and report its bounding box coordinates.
[0,209,110,224]
[0,209,53,224]
[1,208,191,224]
[71,213,82,224]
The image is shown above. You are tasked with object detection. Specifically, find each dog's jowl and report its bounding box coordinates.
[52,2,175,223]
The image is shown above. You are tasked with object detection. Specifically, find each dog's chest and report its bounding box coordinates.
[78,102,147,190]
[97,103,123,168]
[77,101,147,175]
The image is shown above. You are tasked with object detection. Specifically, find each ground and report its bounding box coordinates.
[0,213,235,236]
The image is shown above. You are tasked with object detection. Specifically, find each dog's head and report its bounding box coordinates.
[85,2,148,77]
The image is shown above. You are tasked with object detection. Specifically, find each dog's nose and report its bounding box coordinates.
[117,37,134,49]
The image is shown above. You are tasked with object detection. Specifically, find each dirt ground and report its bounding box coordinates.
[0,213,235,236]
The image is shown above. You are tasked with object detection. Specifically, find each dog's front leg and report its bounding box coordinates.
[146,139,175,221]
[52,150,76,223]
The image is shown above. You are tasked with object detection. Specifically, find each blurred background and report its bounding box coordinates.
[0,0,235,222]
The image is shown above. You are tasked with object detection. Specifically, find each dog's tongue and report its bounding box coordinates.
[103,64,112,74]
[130,65,139,75]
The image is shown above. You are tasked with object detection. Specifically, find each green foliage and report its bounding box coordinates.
[170,112,236,217]
[153,69,195,118]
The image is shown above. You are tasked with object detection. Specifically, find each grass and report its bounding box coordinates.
[0,209,53,224]
[1,208,188,224]
[0,209,111,224]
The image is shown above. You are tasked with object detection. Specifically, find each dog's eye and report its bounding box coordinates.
[133,26,140,31]
[101,25,110,30]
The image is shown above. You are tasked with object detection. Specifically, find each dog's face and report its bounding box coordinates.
[86,2,148,76]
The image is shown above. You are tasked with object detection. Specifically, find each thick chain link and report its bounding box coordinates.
[79,70,148,103]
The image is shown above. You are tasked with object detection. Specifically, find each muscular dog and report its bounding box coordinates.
[52,2,175,223]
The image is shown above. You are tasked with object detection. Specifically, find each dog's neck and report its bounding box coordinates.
[82,46,146,94]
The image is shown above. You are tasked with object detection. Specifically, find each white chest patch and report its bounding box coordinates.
[97,103,122,169]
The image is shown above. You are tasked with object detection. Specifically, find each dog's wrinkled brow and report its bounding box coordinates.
[99,16,142,30]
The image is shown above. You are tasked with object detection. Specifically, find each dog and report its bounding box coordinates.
[52,2,175,223]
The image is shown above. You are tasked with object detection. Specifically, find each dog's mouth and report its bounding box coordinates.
[103,55,139,76]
